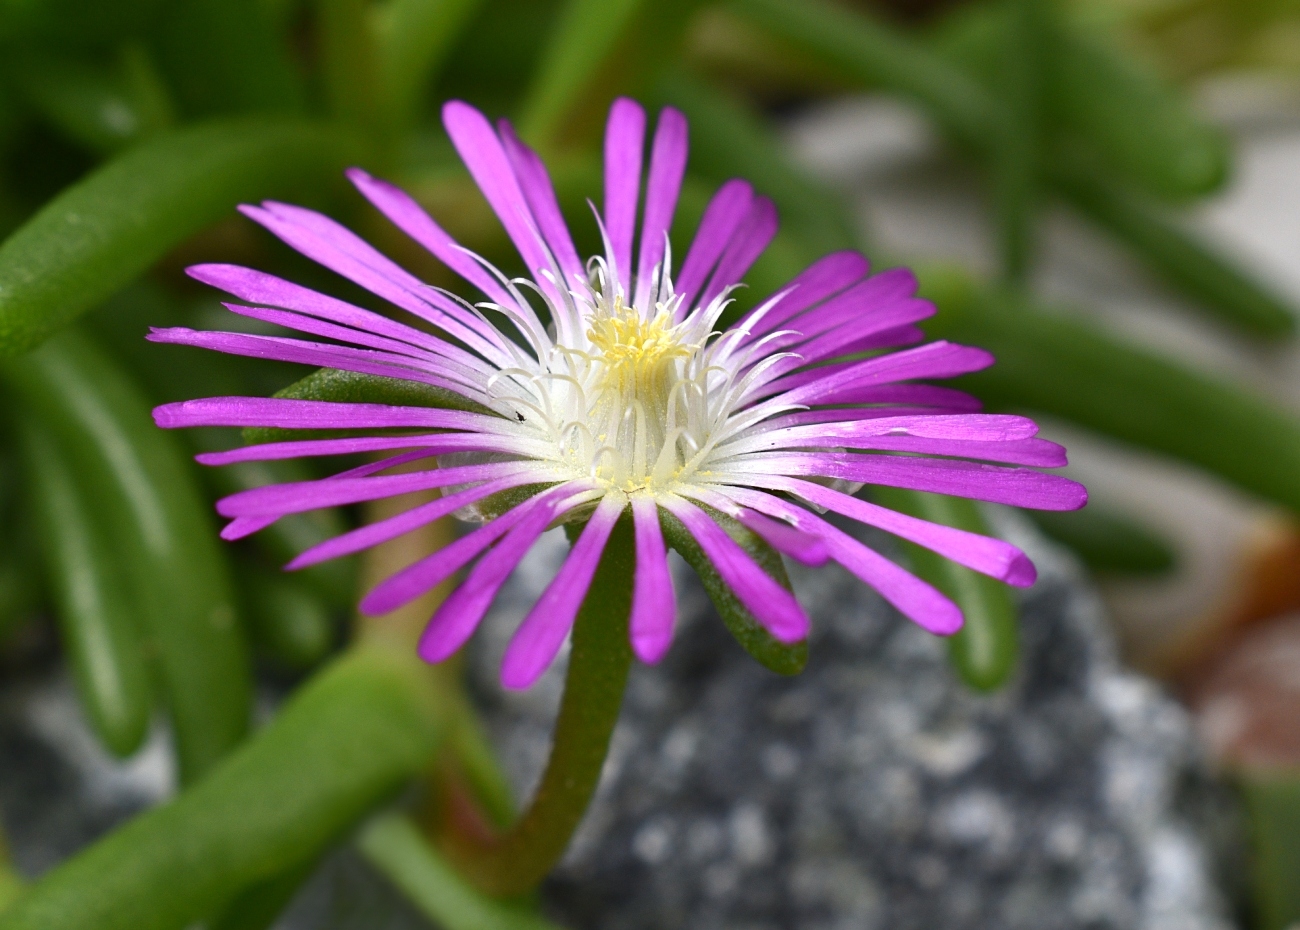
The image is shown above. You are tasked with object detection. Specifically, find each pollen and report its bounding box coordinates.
[586,296,691,398]
[564,295,702,494]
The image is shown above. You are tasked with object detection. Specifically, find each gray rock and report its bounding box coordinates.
[468,514,1242,930]
[0,515,1242,930]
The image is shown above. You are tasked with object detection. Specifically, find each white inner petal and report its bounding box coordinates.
[485,257,752,498]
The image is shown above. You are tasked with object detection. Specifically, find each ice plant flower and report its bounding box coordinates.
[151,98,1086,690]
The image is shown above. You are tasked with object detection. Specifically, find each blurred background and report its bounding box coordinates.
[1,0,1300,927]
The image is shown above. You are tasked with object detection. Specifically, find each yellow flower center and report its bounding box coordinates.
[580,296,695,492]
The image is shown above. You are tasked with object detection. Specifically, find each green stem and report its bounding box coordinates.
[445,517,636,896]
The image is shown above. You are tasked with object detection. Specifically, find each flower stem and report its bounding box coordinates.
[444,517,636,896]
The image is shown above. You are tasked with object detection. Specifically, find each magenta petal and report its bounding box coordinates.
[634,107,688,308]
[147,327,484,399]
[215,461,538,517]
[194,432,530,466]
[153,396,505,432]
[602,98,646,286]
[630,497,675,664]
[737,250,869,342]
[733,480,1035,587]
[734,508,829,566]
[770,341,996,406]
[661,496,809,644]
[345,168,523,314]
[699,196,778,309]
[220,516,277,541]
[705,486,964,634]
[187,263,451,356]
[500,495,625,689]
[675,179,753,311]
[238,202,512,366]
[287,472,541,570]
[442,101,565,309]
[359,502,527,616]
[498,120,584,283]
[415,499,559,664]
[726,453,1088,511]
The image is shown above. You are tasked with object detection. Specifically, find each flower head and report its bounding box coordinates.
[151,98,1086,689]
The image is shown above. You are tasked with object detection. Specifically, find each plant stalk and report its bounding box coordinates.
[443,517,636,896]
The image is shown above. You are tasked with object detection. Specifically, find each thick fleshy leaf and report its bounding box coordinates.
[658,504,807,675]
[0,119,362,356]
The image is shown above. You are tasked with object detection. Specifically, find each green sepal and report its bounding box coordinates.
[659,505,807,676]
[242,368,498,445]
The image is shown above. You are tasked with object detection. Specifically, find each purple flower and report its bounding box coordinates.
[151,98,1086,689]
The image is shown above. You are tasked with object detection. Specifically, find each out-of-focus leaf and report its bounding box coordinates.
[240,565,336,671]
[918,268,1300,514]
[242,366,497,445]
[0,645,446,930]
[0,448,44,645]
[215,459,356,607]
[0,119,365,357]
[1052,156,1295,339]
[1240,772,1300,930]
[660,506,807,676]
[991,0,1050,284]
[8,48,172,155]
[1029,506,1177,576]
[149,0,305,117]
[374,0,487,134]
[874,488,1019,691]
[17,416,153,757]
[654,69,859,259]
[359,815,561,930]
[0,0,166,46]
[738,0,1289,338]
[1,330,251,783]
[519,0,704,148]
[0,828,20,914]
[206,860,318,930]
[732,0,1005,150]
[519,0,646,144]
[318,0,379,130]
[934,1,1229,200]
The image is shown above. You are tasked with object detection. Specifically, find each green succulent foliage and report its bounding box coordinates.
[0,0,1297,925]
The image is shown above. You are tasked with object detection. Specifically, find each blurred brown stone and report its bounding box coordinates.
[1187,613,1300,772]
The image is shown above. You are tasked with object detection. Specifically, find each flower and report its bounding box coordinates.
[151,97,1086,689]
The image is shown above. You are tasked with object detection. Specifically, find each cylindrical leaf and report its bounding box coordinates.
[0,646,445,930]
[873,488,1019,691]
[17,416,153,757]
[2,329,252,782]
[1052,157,1295,339]
[240,564,336,671]
[919,271,1300,514]
[359,815,561,930]
[0,118,364,357]
[1028,506,1176,576]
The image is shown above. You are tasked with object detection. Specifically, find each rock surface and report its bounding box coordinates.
[0,516,1241,929]
[469,514,1242,930]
